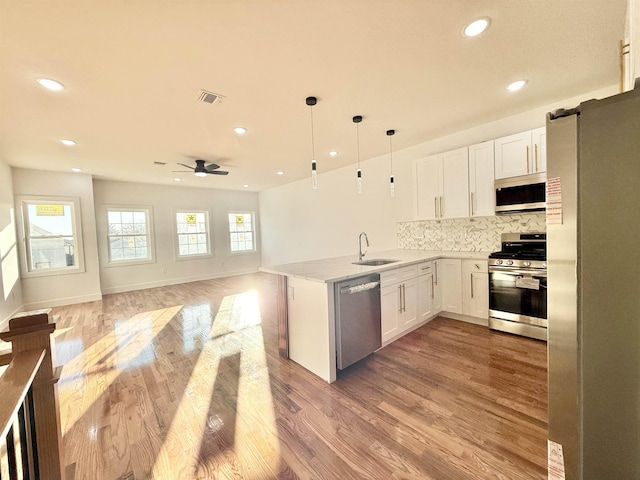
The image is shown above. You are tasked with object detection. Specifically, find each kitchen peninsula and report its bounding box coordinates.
[262,249,489,383]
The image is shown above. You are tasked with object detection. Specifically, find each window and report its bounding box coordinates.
[107,208,153,263]
[19,197,84,276]
[176,210,210,258]
[228,212,255,253]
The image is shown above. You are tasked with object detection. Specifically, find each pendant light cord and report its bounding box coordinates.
[356,121,360,168]
[389,134,393,175]
[310,106,315,159]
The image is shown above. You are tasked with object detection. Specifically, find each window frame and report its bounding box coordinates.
[104,206,156,266]
[227,211,257,255]
[16,196,86,278]
[173,209,212,260]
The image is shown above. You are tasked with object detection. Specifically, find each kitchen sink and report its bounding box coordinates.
[352,258,399,266]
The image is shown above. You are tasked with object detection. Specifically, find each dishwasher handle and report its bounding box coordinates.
[340,281,380,295]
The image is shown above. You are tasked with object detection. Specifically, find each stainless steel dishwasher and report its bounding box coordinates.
[335,273,382,370]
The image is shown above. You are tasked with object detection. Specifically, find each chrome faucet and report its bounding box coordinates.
[358,232,369,261]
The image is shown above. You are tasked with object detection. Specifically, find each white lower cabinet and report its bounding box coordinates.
[439,258,462,314]
[417,262,433,323]
[462,260,489,319]
[432,260,443,312]
[380,265,418,344]
[381,257,490,345]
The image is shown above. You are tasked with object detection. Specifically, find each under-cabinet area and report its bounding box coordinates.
[263,250,489,382]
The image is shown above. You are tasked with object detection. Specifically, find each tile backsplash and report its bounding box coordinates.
[397,213,546,252]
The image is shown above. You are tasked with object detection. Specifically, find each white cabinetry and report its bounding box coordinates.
[494,127,546,179]
[531,126,547,173]
[468,141,495,217]
[417,261,434,323]
[380,265,418,343]
[432,260,442,312]
[462,260,489,319]
[439,258,462,314]
[415,147,469,220]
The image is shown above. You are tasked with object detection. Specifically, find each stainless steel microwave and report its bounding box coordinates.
[495,173,546,214]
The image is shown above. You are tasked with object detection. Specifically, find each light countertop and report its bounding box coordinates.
[260,249,490,284]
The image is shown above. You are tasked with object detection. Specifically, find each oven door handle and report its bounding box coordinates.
[489,267,547,278]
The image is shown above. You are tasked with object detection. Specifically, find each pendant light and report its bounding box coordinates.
[306,96,318,189]
[353,115,363,193]
[387,129,395,197]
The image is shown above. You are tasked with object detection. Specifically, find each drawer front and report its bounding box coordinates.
[381,265,418,287]
[462,259,488,274]
[418,261,432,275]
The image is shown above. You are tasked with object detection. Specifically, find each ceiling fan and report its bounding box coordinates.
[174,159,229,177]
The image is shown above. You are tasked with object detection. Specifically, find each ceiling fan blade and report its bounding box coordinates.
[177,162,195,170]
[172,170,193,173]
[208,170,229,175]
[205,163,221,172]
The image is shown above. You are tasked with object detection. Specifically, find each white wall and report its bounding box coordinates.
[260,84,619,267]
[0,160,23,330]
[12,168,102,310]
[93,180,261,294]
[259,153,412,266]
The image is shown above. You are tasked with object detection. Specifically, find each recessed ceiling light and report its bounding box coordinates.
[36,78,64,91]
[506,79,528,91]
[328,151,338,157]
[174,178,181,182]
[71,168,82,173]
[60,139,76,146]
[243,184,249,188]
[234,127,247,135]
[463,18,490,37]
[277,171,284,176]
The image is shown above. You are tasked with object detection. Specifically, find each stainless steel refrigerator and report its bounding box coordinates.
[547,86,640,479]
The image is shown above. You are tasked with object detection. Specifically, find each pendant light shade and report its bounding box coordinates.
[387,129,395,197]
[353,115,363,194]
[306,96,318,189]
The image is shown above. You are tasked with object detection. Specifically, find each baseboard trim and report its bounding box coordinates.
[439,311,489,327]
[23,293,103,311]
[101,268,261,295]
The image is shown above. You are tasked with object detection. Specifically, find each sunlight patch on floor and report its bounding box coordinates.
[153,291,281,478]
[58,305,182,436]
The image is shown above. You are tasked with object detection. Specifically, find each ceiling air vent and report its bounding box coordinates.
[197,90,225,105]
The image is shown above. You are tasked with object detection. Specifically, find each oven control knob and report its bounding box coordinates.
[542,263,547,268]
[496,259,503,265]
[523,261,531,267]
[506,260,514,266]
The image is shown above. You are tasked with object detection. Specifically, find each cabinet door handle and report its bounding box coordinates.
[470,192,475,216]
[470,274,474,299]
[434,197,438,218]
[526,145,530,173]
[434,262,438,285]
[440,196,444,217]
[431,275,434,298]
[402,284,406,312]
[535,143,539,172]
[398,285,403,313]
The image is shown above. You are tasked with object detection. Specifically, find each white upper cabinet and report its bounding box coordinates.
[415,147,469,220]
[531,126,547,173]
[415,155,440,220]
[494,128,546,179]
[468,141,495,217]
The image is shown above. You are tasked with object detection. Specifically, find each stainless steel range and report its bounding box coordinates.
[488,232,547,341]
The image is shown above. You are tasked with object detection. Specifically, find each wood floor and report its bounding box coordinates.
[49,272,547,480]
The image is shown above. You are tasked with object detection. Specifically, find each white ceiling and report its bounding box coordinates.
[0,0,627,191]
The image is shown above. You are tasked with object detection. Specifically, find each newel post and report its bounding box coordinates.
[0,308,64,480]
